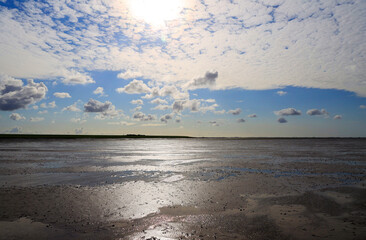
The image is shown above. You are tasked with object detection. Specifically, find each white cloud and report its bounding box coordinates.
[107,121,135,126]
[172,101,185,113]
[0,74,47,111]
[277,91,287,96]
[70,118,86,124]
[84,98,120,118]
[116,80,151,94]
[62,102,81,112]
[237,118,245,123]
[38,110,48,114]
[278,117,288,123]
[133,112,156,121]
[84,99,111,112]
[153,104,170,111]
[131,99,143,105]
[54,92,71,98]
[150,98,168,105]
[160,113,174,123]
[158,85,189,100]
[93,87,106,96]
[30,117,44,122]
[9,126,22,133]
[185,71,218,89]
[9,113,25,121]
[360,105,366,109]
[213,109,225,114]
[248,114,257,118]
[209,121,220,127]
[333,115,342,120]
[49,101,56,108]
[306,109,329,116]
[141,123,164,127]
[75,128,84,134]
[228,108,242,115]
[40,101,56,109]
[117,70,143,79]
[134,106,142,112]
[0,0,365,96]
[274,108,301,116]
[62,70,95,85]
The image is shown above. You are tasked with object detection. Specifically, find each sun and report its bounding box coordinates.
[128,0,184,28]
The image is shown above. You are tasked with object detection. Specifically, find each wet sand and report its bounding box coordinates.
[0,138,365,239]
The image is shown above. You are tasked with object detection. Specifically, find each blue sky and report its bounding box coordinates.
[0,0,365,137]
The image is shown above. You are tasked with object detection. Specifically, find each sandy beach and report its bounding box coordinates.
[0,138,365,239]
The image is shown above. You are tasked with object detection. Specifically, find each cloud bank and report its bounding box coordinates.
[0,0,364,96]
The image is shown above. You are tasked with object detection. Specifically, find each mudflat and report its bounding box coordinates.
[0,138,365,239]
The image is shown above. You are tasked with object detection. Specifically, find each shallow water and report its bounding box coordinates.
[0,138,365,187]
[1,138,366,239]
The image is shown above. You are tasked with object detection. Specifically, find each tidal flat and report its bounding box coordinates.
[0,138,365,239]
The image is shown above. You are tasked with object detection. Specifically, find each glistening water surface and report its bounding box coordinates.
[0,138,365,239]
[1,138,365,186]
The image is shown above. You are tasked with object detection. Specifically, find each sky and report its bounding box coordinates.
[0,0,365,137]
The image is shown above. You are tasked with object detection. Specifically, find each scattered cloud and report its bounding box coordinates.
[107,121,135,126]
[360,105,366,109]
[150,98,168,105]
[9,126,22,133]
[93,87,106,97]
[160,113,174,123]
[0,74,47,111]
[209,121,220,127]
[175,117,181,123]
[116,80,151,94]
[62,70,94,85]
[38,110,48,114]
[306,109,328,116]
[0,1,365,96]
[186,71,218,89]
[84,99,112,112]
[274,108,301,116]
[153,104,170,111]
[117,70,143,80]
[277,91,287,96]
[131,99,143,105]
[75,128,84,134]
[334,115,342,120]
[30,117,44,122]
[133,112,156,121]
[172,101,185,113]
[84,98,120,118]
[237,118,245,123]
[9,113,25,121]
[133,106,142,112]
[248,114,257,118]
[70,118,86,124]
[278,117,288,123]
[54,92,71,98]
[213,109,225,114]
[228,108,242,115]
[40,101,56,109]
[205,99,216,103]
[141,123,164,127]
[63,102,81,112]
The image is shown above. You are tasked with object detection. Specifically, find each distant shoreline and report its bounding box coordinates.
[0,134,365,140]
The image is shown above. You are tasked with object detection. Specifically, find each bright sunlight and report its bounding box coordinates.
[128,0,184,27]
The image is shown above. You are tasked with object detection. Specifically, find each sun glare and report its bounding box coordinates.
[128,0,183,28]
